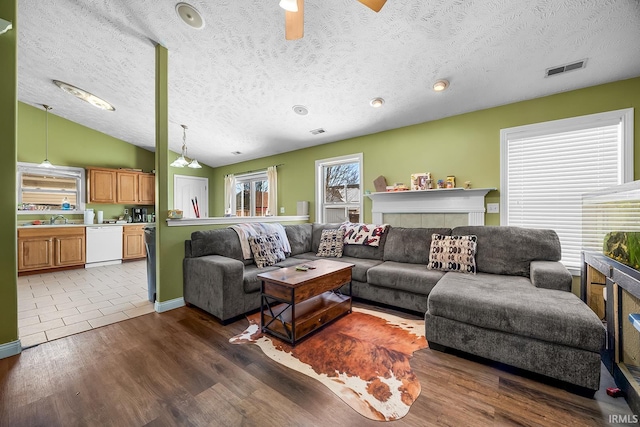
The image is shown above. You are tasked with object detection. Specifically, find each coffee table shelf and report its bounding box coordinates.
[258,259,354,345]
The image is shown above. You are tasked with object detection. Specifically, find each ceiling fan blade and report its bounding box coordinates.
[357,0,387,12]
[285,0,304,40]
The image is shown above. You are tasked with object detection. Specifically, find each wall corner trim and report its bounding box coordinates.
[154,297,185,313]
[0,339,21,360]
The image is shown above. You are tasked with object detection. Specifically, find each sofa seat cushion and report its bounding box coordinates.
[292,253,381,283]
[367,261,445,295]
[243,264,281,293]
[428,272,604,353]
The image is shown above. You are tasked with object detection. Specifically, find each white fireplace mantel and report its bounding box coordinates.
[367,188,496,226]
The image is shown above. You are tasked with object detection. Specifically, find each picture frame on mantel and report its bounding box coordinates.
[411,173,432,190]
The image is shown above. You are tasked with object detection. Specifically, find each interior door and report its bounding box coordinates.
[174,175,208,219]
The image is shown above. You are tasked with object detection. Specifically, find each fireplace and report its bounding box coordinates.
[366,187,495,227]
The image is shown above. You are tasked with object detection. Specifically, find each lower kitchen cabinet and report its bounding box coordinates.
[123,224,146,260]
[18,227,86,273]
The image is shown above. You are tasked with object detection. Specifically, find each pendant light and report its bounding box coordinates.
[170,124,202,168]
[279,0,298,12]
[38,105,54,168]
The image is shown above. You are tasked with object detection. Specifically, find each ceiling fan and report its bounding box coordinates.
[280,0,387,40]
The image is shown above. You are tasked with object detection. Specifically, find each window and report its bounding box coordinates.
[235,171,269,217]
[315,154,363,223]
[17,162,86,214]
[501,109,634,273]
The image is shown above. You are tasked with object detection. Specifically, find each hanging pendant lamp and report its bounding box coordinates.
[170,124,202,168]
[38,105,54,168]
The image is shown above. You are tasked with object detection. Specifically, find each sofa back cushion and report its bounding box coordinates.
[383,227,452,264]
[190,228,252,265]
[451,226,561,277]
[285,223,313,256]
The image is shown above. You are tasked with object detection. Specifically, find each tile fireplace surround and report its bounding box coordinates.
[366,188,495,227]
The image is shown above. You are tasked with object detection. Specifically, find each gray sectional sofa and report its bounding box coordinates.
[183,223,605,392]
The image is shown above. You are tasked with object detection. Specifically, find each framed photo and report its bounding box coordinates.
[411,173,432,190]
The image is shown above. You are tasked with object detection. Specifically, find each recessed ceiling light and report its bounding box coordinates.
[370,97,385,108]
[232,151,242,155]
[176,3,205,29]
[433,79,450,92]
[310,128,325,135]
[53,80,115,111]
[292,105,308,115]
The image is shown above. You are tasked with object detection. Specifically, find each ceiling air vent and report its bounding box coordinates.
[545,59,587,77]
[310,128,325,135]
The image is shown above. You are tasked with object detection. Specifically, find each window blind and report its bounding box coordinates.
[505,122,622,270]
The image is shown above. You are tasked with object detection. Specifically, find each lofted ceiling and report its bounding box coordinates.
[17,0,640,168]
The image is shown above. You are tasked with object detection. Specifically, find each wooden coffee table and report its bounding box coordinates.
[258,259,354,345]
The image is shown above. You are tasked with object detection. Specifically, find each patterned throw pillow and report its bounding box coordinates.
[427,234,477,274]
[340,222,389,247]
[249,233,286,268]
[316,229,344,257]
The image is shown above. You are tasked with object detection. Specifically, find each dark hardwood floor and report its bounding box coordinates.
[0,302,635,426]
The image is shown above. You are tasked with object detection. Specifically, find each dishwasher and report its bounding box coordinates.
[86,225,123,267]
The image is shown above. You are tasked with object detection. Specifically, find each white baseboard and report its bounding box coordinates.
[0,340,22,359]
[154,297,185,313]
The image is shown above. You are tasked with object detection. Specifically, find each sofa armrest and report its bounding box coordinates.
[183,255,245,321]
[530,261,572,292]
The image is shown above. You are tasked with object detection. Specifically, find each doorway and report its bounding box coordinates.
[174,175,208,218]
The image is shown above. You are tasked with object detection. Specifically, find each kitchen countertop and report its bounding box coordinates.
[18,222,155,228]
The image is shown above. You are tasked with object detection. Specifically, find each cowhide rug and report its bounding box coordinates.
[229,307,427,421]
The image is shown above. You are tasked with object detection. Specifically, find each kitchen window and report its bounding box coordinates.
[17,162,86,214]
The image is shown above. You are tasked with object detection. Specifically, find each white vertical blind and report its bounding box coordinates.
[503,111,632,271]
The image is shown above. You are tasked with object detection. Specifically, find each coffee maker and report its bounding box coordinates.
[132,207,147,223]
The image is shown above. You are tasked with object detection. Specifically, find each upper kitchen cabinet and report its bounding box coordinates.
[138,173,155,205]
[116,171,138,204]
[87,167,155,205]
[88,168,117,203]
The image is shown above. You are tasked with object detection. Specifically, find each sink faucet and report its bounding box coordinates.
[50,215,68,225]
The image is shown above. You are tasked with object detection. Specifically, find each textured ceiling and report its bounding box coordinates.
[17,0,640,168]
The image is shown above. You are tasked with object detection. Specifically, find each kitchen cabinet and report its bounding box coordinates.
[88,168,117,203]
[18,227,86,273]
[116,171,138,204]
[138,173,155,205]
[87,167,154,205]
[123,224,146,260]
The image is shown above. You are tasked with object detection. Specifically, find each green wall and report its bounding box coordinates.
[0,0,18,349]
[212,77,640,226]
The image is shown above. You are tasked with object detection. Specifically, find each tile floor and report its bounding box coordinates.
[17,261,154,348]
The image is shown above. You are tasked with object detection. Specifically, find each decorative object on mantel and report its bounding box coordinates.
[38,105,54,168]
[386,183,409,191]
[446,175,456,188]
[170,124,202,169]
[436,179,445,189]
[464,181,472,189]
[410,172,432,190]
[230,306,426,421]
[373,175,387,193]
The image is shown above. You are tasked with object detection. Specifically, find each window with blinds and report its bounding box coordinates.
[500,109,634,272]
